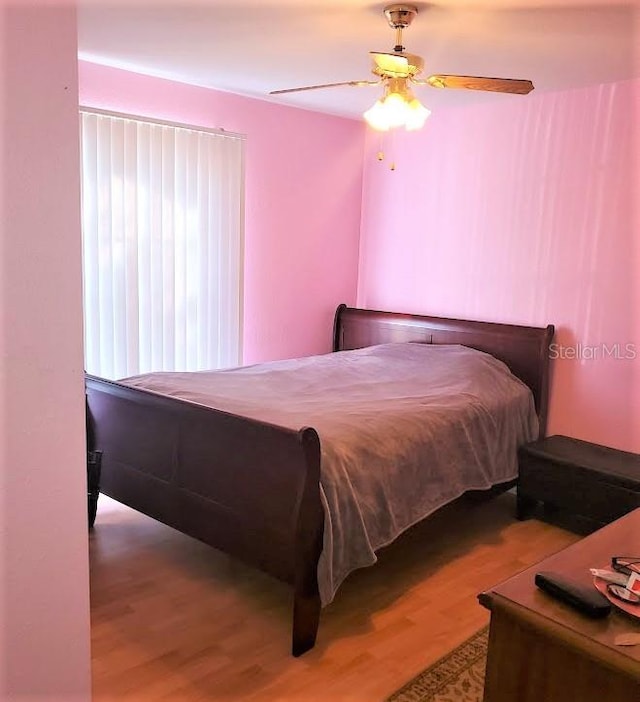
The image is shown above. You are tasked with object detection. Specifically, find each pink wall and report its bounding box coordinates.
[359,80,639,452]
[78,62,364,364]
[0,4,91,700]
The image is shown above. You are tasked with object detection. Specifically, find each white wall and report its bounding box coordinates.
[0,4,91,699]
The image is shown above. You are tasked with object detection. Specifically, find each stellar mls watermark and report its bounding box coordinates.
[549,343,637,361]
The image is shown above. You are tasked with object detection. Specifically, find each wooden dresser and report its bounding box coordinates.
[479,508,640,701]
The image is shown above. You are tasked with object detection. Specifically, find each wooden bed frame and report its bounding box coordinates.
[85,304,554,656]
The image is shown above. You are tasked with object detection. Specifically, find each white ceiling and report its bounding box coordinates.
[77,0,640,119]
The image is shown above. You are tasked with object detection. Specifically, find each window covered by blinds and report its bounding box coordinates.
[80,110,244,379]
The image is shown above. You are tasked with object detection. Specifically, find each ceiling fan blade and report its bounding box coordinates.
[425,75,534,95]
[270,80,379,95]
[370,52,410,76]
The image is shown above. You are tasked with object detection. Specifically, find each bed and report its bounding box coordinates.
[85,304,554,656]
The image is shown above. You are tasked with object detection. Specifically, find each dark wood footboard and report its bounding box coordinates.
[85,375,324,656]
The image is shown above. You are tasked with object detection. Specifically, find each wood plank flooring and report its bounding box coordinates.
[90,493,579,701]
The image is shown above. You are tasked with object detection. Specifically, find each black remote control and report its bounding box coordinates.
[535,571,611,618]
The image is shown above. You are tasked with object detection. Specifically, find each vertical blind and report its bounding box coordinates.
[80,110,244,379]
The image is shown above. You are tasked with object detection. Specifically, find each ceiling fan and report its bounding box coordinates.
[269,4,534,131]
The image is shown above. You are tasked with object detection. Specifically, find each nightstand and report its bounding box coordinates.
[517,435,640,530]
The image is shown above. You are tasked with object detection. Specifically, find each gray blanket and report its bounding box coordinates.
[121,343,538,605]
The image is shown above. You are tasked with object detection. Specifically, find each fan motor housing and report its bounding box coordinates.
[372,52,424,79]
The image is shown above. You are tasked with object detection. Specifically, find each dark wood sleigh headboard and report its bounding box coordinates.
[333,304,554,438]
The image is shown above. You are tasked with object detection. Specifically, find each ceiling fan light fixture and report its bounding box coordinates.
[405,98,431,130]
[363,82,430,132]
[363,99,390,131]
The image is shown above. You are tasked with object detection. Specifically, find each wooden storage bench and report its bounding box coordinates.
[517,435,640,529]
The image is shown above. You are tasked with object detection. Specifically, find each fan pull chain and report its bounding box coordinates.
[377,132,384,162]
[375,132,397,171]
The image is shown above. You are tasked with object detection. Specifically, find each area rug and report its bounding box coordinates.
[386,626,489,702]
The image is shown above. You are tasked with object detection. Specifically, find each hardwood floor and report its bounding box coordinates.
[90,492,579,701]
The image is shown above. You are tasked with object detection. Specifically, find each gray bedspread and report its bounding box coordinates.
[121,343,538,606]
